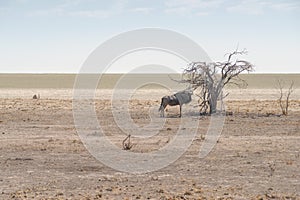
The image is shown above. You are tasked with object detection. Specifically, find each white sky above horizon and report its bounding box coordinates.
[0,0,299,73]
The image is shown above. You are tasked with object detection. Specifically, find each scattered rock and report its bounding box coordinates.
[135,195,141,199]
[157,189,164,193]
[55,192,64,196]
[33,94,40,99]
[14,158,33,161]
[226,111,233,116]
[266,193,275,198]
[184,191,192,195]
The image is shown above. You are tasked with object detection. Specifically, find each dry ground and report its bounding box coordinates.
[0,94,300,199]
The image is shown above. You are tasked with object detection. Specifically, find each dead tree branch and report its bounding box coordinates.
[122,134,133,150]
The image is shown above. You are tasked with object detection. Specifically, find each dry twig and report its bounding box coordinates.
[277,80,294,116]
[122,134,133,150]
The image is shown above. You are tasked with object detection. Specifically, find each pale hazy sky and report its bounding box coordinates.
[0,0,299,73]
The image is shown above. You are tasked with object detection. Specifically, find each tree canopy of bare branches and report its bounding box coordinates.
[181,49,254,114]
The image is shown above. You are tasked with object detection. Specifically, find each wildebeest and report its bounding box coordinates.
[159,90,193,117]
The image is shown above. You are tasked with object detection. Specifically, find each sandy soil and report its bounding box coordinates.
[0,89,300,199]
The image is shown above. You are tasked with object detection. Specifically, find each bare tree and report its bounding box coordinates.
[181,49,254,114]
[277,80,294,116]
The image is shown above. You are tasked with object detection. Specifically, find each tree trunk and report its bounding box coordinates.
[209,92,218,114]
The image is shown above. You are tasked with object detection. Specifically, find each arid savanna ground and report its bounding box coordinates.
[0,86,299,200]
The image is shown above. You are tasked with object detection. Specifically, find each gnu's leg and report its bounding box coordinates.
[179,105,182,117]
[161,108,165,117]
[160,104,167,117]
[159,98,167,117]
